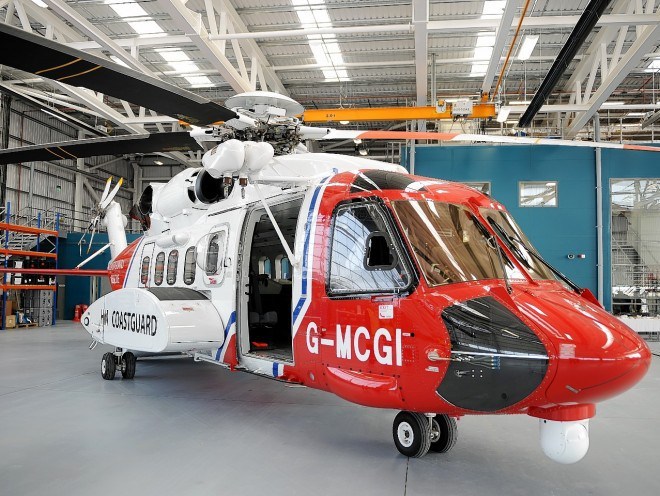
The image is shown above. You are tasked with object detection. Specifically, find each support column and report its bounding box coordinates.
[0,93,11,217]
[594,113,604,305]
[74,131,86,232]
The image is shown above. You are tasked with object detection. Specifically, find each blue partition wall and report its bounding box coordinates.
[60,232,141,319]
[403,144,660,310]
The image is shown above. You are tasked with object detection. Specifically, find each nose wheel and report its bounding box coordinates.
[100,350,137,380]
[393,411,458,458]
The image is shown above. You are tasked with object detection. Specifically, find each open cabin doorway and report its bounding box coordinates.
[239,197,302,363]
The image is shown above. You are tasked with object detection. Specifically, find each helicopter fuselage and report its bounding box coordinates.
[82,153,650,463]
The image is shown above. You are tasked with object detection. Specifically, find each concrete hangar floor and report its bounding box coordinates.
[0,322,658,496]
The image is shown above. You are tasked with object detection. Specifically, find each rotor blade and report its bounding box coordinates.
[0,131,201,165]
[100,178,123,210]
[99,176,113,206]
[317,130,660,152]
[0,24,236,126]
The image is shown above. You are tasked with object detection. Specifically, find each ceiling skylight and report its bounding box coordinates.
[645,60,660,73]
[481,1,506,19]
[471,32,495,76]
[154,48,212,87]
[128,21,164,35]
[106,1,148,18]
[292,0,349,82]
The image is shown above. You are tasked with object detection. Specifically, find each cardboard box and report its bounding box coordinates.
[5,315,16,328]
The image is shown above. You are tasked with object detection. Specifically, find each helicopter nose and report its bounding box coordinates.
[516,290,651,405]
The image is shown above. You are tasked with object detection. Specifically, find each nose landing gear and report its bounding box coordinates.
[100,349,137,380]
[393,411,458,458]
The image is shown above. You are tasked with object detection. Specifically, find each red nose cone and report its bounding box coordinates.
[516,288,651,405]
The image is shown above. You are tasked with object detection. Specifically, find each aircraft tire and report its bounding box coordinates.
[121,352,137,379]
[429,415,458,453]
[393,411,431,458]
[101,352,116,380]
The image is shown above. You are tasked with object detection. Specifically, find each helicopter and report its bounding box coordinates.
[0,23,654,464]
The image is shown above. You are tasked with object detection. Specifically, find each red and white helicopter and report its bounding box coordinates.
[0,24,654,464]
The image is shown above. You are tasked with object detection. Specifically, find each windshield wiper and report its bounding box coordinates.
[499,226,582,294]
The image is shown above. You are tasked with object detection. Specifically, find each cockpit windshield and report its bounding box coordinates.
[479,208,555,281]
[392,200,515,287]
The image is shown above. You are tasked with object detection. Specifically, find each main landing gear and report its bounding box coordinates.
[393,411,458,458]
[101,349,137,380]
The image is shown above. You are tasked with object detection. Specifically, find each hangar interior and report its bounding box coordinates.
[0,1,659,495]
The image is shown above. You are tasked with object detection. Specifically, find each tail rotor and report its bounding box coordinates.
[79,176,123,255]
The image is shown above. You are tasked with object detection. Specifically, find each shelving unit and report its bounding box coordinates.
[1,202,60,330]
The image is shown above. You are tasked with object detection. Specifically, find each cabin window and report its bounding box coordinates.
[140,256,150,285]
[183,247,196,285]
[328,202,411,295]
[274,254,291,280]
[167,250,179,285]
[154,252,165,286]
[258,256,272,278]
[281,257,291,280]
[195,229,228,281]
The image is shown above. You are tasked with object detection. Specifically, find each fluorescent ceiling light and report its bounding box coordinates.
[602,101,624,106]
[154,160,164,165]
[645,60,660,73]
[627,112,646,117]
[481,1,506,18]
[30,0,48,7]
[517,35,538,61]
[510,100,531,105]
[496,107,511,123]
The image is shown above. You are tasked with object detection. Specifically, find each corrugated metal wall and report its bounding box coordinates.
[4,99,135,231]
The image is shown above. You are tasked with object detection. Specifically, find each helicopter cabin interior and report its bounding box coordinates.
[241,197,302,362]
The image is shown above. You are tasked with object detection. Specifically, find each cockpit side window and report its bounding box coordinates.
[328,202,412,296]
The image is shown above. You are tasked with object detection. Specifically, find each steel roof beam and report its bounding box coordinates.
[41,0,153,74]
[210,0,286,95]
[413,0,429,106]
[565,18,660,136]
[157,0,252,93]
[563,0,633,95]
[205,14,659,41]
[482,0,522,95]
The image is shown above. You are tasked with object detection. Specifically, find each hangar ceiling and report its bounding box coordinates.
[1,0,660,161]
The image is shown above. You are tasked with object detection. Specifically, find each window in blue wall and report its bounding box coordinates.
[519,181,557,207]
[463,181,491,195]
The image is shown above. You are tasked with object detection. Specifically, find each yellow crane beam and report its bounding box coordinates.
[302,103,496,123]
